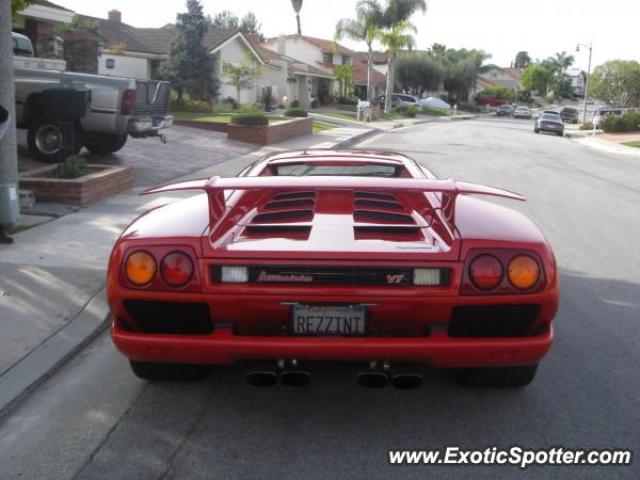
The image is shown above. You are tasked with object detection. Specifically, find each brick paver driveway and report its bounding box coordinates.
[18,125,257,187]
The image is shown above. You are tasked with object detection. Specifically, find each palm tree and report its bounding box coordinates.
[335,0,384,101]
[381,0,427,26]
[548,51,575,74]
[380,20,416,113]
[291,0,303,35]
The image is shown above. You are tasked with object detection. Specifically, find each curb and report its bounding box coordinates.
[334,128,383,149]
[0,287,110,418]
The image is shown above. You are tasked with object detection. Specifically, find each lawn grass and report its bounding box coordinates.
[317,111,357,121]
[422,107,450,116]
[173,112,285,124]
[8,224,36,235]
[622,140,640,148]
[313,121,336,133]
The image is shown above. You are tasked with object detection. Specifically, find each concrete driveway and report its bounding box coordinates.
[17,125,257,187]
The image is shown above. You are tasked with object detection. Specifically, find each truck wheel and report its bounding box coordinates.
[84,133,128,154]
[456,364,538,388]
[129,360,210,382]
[27,117,81,163]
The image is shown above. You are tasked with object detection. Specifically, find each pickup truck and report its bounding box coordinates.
[12,32,173,162]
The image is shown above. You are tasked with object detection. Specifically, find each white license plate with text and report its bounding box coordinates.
[292,305,366,336]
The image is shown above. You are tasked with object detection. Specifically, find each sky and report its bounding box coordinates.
[53,0,639,69]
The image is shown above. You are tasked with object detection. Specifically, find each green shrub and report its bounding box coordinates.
[211,103,236,114]
[169,96,213,113]
[337,96,358,105]
[230,112,269,126]
[600,112,640,133]
[284,107,308,117]
[395,104,418,117]
[52,155,90,179]
[337,104,357,112]
[291,100,300,108]
[238,105,264,115]
[422,106,449,116]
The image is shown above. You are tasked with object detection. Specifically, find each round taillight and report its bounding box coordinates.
[125,251,156,286]
[508,255,540,290]
[160,252,194,287]
[469,254,503,290]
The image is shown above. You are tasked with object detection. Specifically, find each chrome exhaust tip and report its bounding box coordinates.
[280,370,311,387]
[245,370,278,387]
[390,373,423,390]
[357,371,389,388]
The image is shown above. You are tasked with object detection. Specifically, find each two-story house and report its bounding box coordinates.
[262,34,386,104]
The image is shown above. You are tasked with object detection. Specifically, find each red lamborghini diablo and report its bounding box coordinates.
[106,149,558,388]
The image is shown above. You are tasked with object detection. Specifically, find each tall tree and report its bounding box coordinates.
[211,10,239,29]
[224,61,258,103]
[590,60,640,107]
[395,53,443,95]
[335,64,354,97]
[520,64,552,94]
[335,0,384,101]
[291,0,303,35]
[380,21,416,113]
[547,51,575,74]
[240,12,263,39]
[159,0,220,101]
[514,51,531,68]
[381,0,427,26]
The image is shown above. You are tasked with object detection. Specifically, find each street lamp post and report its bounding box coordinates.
[576,42,593,124]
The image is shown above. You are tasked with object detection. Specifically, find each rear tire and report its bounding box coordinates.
[129,360,210,381]
[27,117,81,163]
[84,133,128,154]
[456,364,538,388]
[557,131,564,137]
[534,128,539,133]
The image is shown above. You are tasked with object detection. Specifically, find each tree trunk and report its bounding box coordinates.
[0,0,19,228]
[367,45,373,102]
[384,54,395,114]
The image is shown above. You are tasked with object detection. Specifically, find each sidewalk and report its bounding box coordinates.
[567,130,640,157]
[310,110,474,131]
[0,124,389,416]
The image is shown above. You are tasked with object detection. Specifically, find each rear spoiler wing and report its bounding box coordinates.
[141,176,525,226]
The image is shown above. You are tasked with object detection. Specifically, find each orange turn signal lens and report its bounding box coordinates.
[507,255,540,290]
[125,250,156,286]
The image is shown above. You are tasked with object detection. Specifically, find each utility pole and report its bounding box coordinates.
[577,42,593,124]
[0,0,20,236]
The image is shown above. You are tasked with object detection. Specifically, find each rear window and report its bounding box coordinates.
[541,114,560,120]
[12,35,32,56]
[273,163,399,177]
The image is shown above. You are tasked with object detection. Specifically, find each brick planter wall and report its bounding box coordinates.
[173,119,229,133]
[227,117,313,145]
[19,165,134,205]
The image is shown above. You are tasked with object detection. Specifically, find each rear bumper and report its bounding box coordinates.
[128,114,173,133]
[111,325,553,367]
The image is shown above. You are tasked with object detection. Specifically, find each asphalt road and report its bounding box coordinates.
[1,117,639,479]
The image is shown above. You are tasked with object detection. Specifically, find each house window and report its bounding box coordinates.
[322,51,333,64]
[106,58,115,69]
[341,55,351,65]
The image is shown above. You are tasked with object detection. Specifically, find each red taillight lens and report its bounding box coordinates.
[160,252,194,287]
[121,89,136,115]
[469,254,504,290]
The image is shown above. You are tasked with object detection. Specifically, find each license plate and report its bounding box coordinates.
[292,305,366,336]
